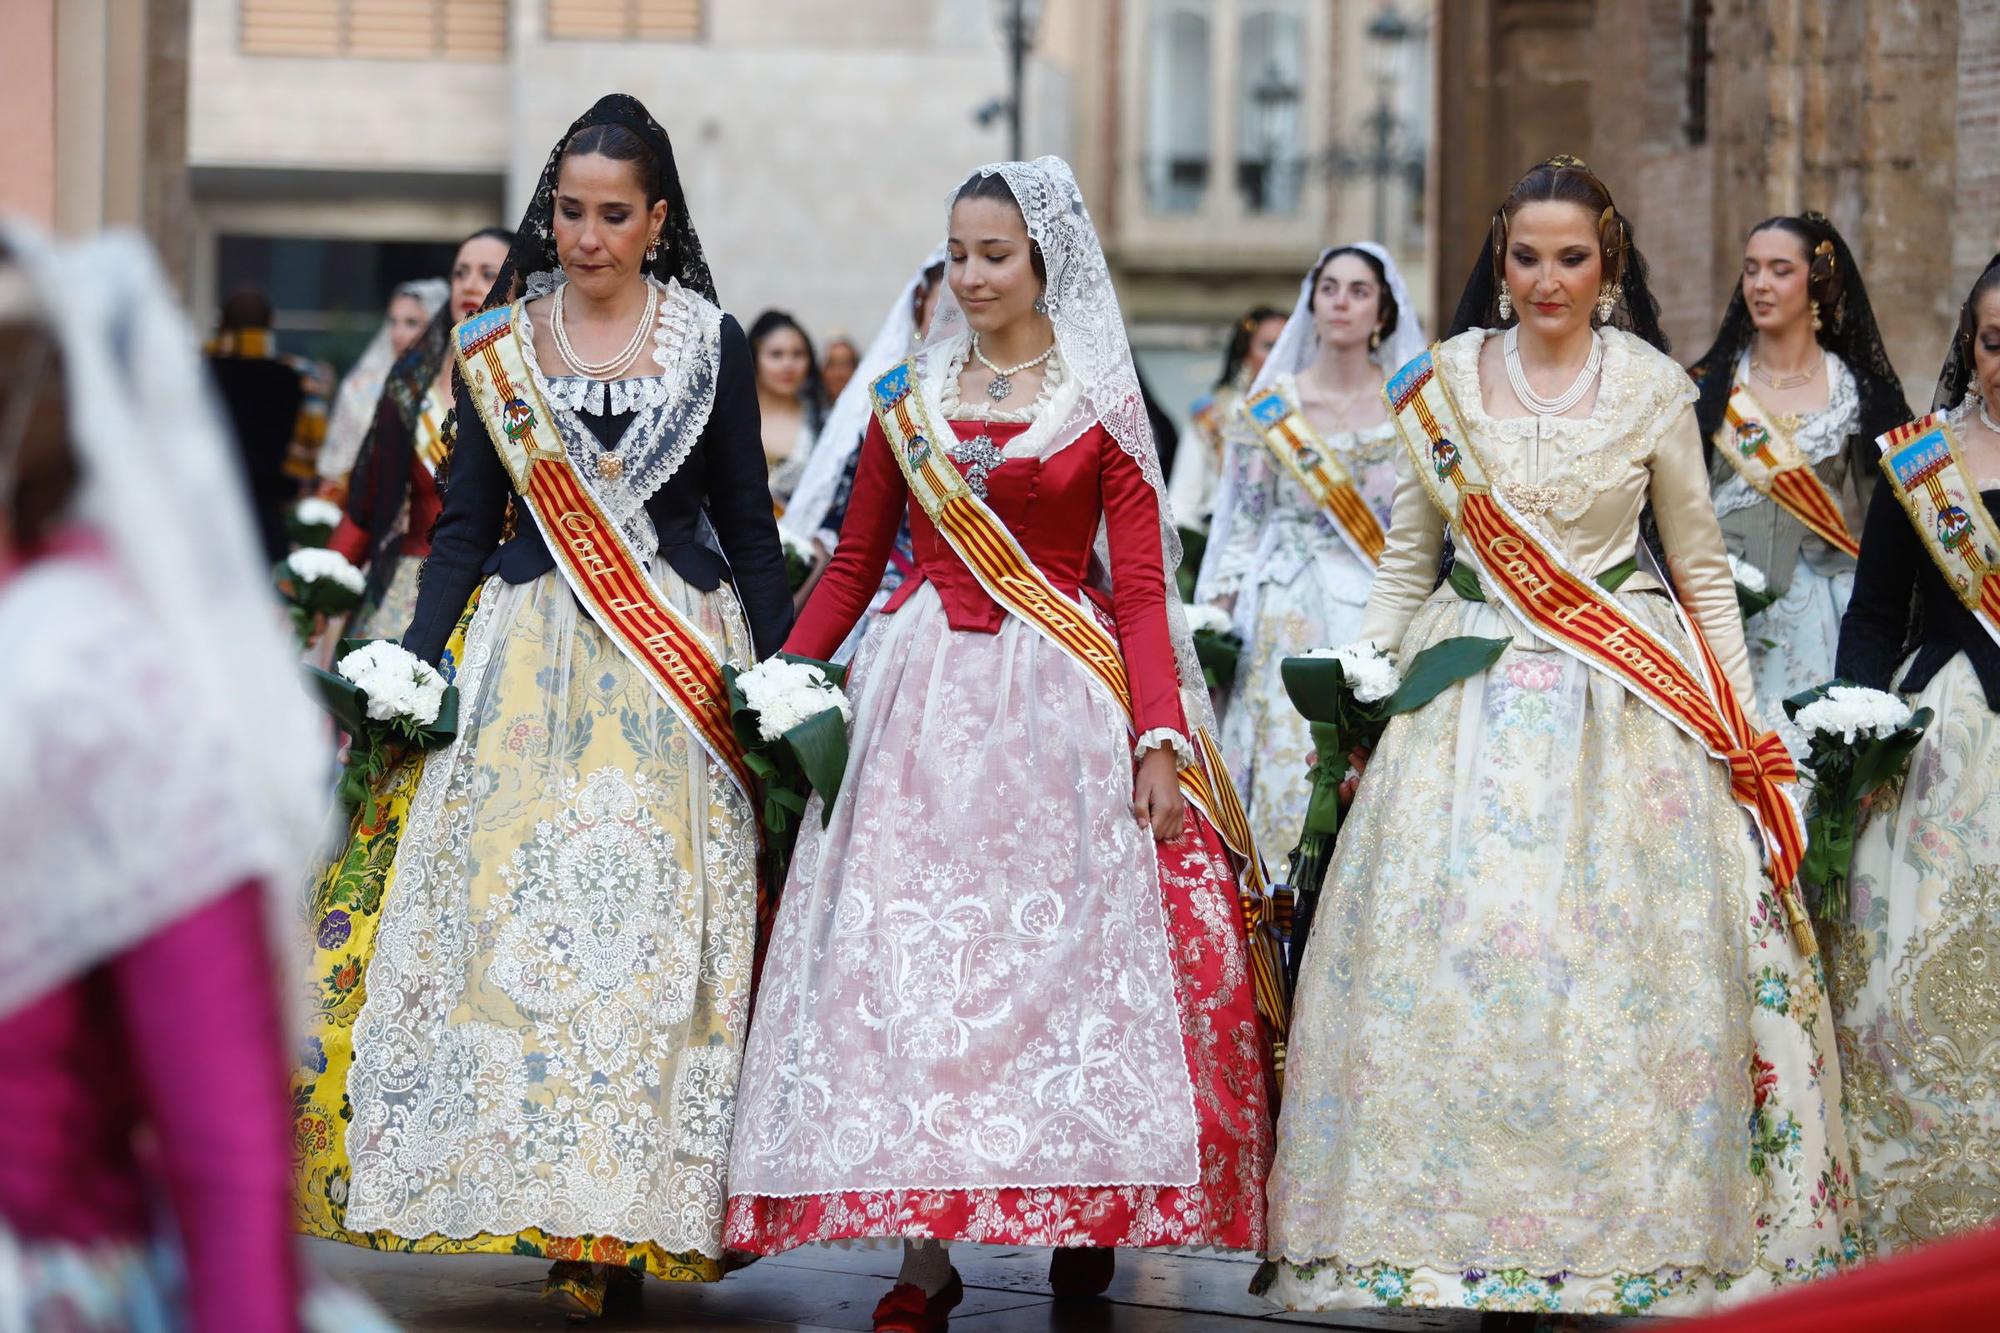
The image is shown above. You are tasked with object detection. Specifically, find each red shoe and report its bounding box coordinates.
[1048,1245,1115,1300]
[872,1270,964,1332]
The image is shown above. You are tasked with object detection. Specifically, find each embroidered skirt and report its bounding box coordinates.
[1830,652,2000,1252]
[1261,592,1859,1316]
[348,553,424,642]
[295,560,759,1280]
[725,583,1272,1252]
[1745,560,1853,759]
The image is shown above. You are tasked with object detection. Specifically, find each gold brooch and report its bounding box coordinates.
[595,454,625,481]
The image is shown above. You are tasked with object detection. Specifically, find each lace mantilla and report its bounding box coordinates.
[515,277,723,561]
[1713,352,1861,520]
[1437,327,1698,522]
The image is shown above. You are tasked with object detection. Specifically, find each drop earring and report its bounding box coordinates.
[1496,286,1513,321]
[646,234,660,263]
[1810,299,1823,333]
[1032,292,1048,315]
[1369,328,1382,352]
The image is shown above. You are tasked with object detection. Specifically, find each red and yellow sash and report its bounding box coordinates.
[1242,380,1386,568]
[1386,347,1815,954]
[413,386,451,476]
[1878,412,2000,651]
[869,358,1291,1043]
[1716,381,1860,557]
[454,303,753,801]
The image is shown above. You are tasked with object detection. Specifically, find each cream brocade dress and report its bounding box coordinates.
[1200,375,1397,858]
[1832,397,2000,1253]
[332,348,761,1270]
[1262,328,1859,1317]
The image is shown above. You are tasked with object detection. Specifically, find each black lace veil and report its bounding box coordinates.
[1689,213,1908,448]
[1933,252,2000,411]
[349,309,454,603]
[483,93,716,313]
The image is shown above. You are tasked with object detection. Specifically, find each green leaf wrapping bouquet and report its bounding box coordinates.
[1729,552,1779,622]
[288,496,344,549]
[1185,603,1242,691]
[1279,635,1510,992]
[723,653,853,888]
[304,639,460,822]
[1783,681,1932,926]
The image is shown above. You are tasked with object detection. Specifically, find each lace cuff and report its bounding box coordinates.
[1135,727,1196,767]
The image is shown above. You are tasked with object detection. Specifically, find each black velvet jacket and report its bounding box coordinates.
[401,313,793,664]
[1835,476,2000,709]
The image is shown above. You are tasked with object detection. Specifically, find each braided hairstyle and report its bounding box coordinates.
[1690,212,1908,448]
[1446,155,1670,352]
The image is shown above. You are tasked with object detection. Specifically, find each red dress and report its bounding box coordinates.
[724,410,1272,1253]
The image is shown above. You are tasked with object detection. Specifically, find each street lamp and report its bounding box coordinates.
[989,0,1046,161]
[1329,3,1426,244]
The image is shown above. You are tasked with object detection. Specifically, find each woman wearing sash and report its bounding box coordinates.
[1689,215,1907,751]
[781,248,947,654]
[323,227,511,638]
[1169,304,1286,528]
[299,95,792,1320]
[1262,157,1856,1317]
[1830,254,2000,1252]
[1194,244,1425,857]
[316,277,445,500]
[725,157,1277,1332]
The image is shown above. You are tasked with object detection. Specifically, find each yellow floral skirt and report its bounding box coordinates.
[294,563,757,1282]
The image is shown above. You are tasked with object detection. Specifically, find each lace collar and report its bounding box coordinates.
[511,277,725,561]
[1713,352,1861,519]
[1265,372,1399,463]
[1435,327,1698,521]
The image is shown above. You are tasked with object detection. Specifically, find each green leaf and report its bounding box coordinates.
[1192,628,1241,690]
[1381,635,1510,717]
[1447,561,1486,602]
[1850,706,1933,794]
[303,665,368,736]
[1279,655,1351,724]
[784,706,851,828]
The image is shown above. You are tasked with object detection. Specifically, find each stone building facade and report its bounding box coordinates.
[1434,0,2000,390]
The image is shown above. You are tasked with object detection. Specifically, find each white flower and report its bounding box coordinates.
[337,640,447,726]
[737,658,851,741]
[1303,640,1400,704]
[1795,684,1913,746]
[1728,553,1768,594]
[286,547,366,595]
[1184,603,1234,636]
[294,496,343,528]
[779,527,817,562]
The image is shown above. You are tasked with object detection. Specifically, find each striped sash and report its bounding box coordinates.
[1243,381,1386,567]
[454,303,754,801]
[1877,412,2000,651]
[1716,381,1860,557]
[869,359,1291,1041]
[1386,346,1815,954]
[413,386,451,476]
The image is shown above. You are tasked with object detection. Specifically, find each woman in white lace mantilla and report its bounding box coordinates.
[1194,242,1425,862]
[1261,158,1858,1318]
[1688,214,1909,755]
[725,158,1275,1332]
[292,95,793,1322]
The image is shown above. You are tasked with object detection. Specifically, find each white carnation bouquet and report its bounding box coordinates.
[306,639,460,818]
[288,495,345,548]
[1277,634,1510,991]
[1185,603,1243,690]
[779,527,819,594]
[724,653,853,883]
[1729,553,1778,622]
[1782,681,1932,924]
[277,546,366,641]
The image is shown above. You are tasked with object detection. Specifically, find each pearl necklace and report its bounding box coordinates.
[971,332,1057,402]
[1504,325,1602,417]
[552,279,658,381]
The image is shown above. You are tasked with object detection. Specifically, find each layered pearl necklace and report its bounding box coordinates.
[552,278,658,380]
[1504,325,1602,418]
[971,332,1057,402]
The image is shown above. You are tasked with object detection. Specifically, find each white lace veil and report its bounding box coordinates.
[318,277,448,482]
[919,156,1218,738]
[782,243,947,545]
[1196,241,1424,607]
[0,221,330,1017]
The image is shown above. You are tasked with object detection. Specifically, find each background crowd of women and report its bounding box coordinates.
[2,87,1997,1333]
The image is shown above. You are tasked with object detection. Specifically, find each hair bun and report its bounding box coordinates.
[1539,153,1592,172]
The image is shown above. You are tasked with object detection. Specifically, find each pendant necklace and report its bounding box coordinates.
[1749,348,1822,393]
[971,332,1056,402]
[553,278,657,381]
[1504,326,1602,417]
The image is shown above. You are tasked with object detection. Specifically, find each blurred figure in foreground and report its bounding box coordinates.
[0,221,378,1332]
